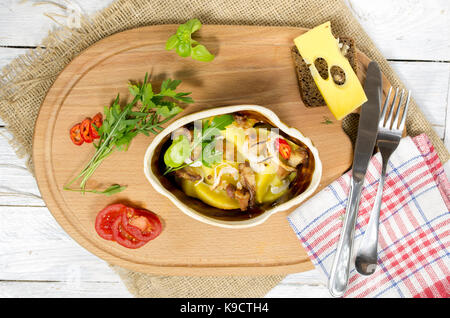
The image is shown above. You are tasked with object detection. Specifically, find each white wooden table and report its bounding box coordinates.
[0,0,449,298]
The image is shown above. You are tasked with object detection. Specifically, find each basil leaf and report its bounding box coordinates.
[191,44,215,62]
[202,141,222,167]
[185,18,202,33]
[176,42,191,57]
[165,34,179,50]
[210,114,234,130]
[201,127,222,143]
[176,24,189,36]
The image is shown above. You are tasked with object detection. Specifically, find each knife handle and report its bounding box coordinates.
[328,178,363,297]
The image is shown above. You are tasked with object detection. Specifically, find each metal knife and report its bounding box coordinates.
[328,61,382,297]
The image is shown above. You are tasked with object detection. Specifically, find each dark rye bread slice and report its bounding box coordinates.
[291,37,358,107]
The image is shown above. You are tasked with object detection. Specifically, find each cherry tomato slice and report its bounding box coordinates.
[112,216,148,249]
[275,138,291,160]
[122,208,162,242]
[95,203,128,241]
[70,123,84,146]
[80,118,93,143]
[91,113,103,139]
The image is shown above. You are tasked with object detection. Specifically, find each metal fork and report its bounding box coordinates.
[354,87,411,275]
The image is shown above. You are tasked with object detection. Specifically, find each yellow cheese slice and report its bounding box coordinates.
[294,21,367,120]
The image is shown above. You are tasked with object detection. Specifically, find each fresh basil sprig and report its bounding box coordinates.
[64,73,193,195]
[165,19,215,62]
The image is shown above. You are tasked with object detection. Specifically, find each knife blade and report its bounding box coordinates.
[328,61,382,297]
[352,62,382,183]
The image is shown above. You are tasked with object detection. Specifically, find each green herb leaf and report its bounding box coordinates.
[156,105,183,117]
[185,18,202,33]
[166,79,182,91]
[160,79,182,95]
[209,114,234,130]
[100,184,127,196]
[128,84,140,97]
[142,83,154,104]
[202,126,222,142]
[176,24,189,37]
[321,116,333,125]
[176,42,191,57]
[165,34,179,50]
[201,141,223,167]
[191,44,215,62]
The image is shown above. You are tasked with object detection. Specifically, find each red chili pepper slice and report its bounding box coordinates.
[275,138,291,160]
[91,112,103,139]
[80,118,93,143]
[70,123,84,146]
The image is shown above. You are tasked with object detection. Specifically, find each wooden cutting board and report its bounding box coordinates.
[33,25,390,275]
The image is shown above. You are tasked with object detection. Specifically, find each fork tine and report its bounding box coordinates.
[379,87,392,126]
[392,89,405,129]
[385,87,399,128]
[398,91,411,132]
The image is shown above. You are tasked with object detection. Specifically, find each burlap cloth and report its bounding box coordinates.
[0,0,448,298]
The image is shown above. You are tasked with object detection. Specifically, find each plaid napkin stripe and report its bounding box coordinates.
[415,134,450,207]
[288,134,450,297]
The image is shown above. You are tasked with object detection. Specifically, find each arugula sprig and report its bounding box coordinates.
[64,73,193,195]
[165,18,215,62]
[164,114,234,174]
[63,184,127,196]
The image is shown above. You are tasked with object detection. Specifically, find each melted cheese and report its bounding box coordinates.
[294,21,367,120]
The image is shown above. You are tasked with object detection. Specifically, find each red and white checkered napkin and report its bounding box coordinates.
[288,133,450,298]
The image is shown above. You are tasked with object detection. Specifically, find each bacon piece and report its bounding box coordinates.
[287,147,308,167]
[174,167,201,181]
[238,162,256,208]
[235,188,250,211]
[226,183,236,199]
